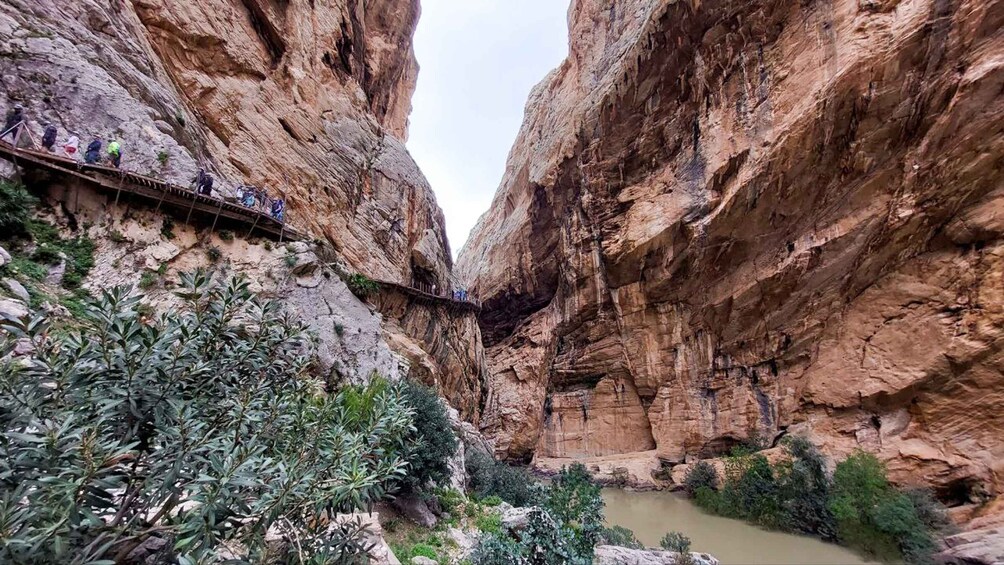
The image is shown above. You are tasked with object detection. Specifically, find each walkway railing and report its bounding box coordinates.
[0,142,307,242]
[373,278,481,313]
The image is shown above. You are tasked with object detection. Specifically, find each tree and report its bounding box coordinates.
[399,379,458,493]
[544,463,604,560]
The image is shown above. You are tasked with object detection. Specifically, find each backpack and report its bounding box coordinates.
[87,140,101,153]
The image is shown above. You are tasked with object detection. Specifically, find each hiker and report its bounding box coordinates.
[84,139,102,164]
[41,124,57,151]
[271,198,284,222]
[1,104,24,143]
[106,139,122,168]
[63,135,79,158]
[192,168,212,195]
[241,186,256,207]
[200,173,213,195]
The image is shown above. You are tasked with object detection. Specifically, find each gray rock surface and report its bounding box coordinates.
[0,245,10,267]
[0,298,28,321]
[409,558,437,565]
[391,494,437,528]
[2,278,30,302]
[594,546,719,565]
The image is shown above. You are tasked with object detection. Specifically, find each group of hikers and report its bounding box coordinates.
[2,104,122,167]
[2,103,285,223]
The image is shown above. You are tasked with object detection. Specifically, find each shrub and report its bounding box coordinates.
[719,452,785,528]
[218,229,235,241]
[776,436,836,538]
[206,246,222,262]
[161,217,175,240]
[435,488,464,515]
[600,525,643,549]
[0,271,414,563]
[399,380,458,493]
[481,495,503,507]
[465,450,540,507]
[830,451,937,564]
[683,460,718,496]
[345,272,379,298]
[23,220,94,290]
[544,463,604,558]
[6,257,47,281]
[157,150,169,165]
[471,533,526,565]
[660,531,691,553]
[475,511,503,534]
[0,181,37,236]
[139,270,158,289]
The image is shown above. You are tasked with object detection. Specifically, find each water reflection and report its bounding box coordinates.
[601,488,876,565]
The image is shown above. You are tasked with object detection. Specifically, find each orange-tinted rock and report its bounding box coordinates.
[458,0,1004,547]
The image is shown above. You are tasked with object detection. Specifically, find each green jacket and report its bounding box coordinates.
[107,141,121,156]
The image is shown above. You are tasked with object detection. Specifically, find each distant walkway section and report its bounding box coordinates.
[374,279,481,314]
[0,142,306,242]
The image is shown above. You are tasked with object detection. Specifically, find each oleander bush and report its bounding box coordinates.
[0,271,415,563]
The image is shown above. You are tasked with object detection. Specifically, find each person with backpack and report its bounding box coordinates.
[41,123,57,151]
[200,172,213,195]
[106,139,122,168]
[84,139,102,164]
[271,198,285,222]
[63,135,80,158]
[1,104,24,143]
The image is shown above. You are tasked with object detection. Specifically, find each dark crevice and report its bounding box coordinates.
[240,0,286,68]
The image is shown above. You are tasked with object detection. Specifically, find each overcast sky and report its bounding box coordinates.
[407,1,570,256]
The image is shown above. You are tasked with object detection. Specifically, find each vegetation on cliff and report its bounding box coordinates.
[0,270,460,563]
[685,437,950,563]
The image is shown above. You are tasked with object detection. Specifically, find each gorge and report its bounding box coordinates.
[1,0,1002,562]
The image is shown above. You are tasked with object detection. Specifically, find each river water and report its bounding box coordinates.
[601,488,875,565]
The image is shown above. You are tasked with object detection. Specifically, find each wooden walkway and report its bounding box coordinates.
[0,142,307,241]
[374,279,481,314]
[2,140,482,312]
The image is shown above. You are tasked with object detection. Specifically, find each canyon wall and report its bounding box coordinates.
[459,0,1003,524]
[1,0,483,416]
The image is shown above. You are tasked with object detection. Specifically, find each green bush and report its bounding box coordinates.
[465,450,540,507]
[345,272,380,298]
[0,181,37,236]
[475,511,502,534]
[481,495,503,507]
[776,436,836,538]
[600,525,643,549]
[830,452,937,563]
[435,488,465,515]
[544,463,604,558]
[23,219,94,289]
[0,271,414,563]
[218,229,235,241]
[399,380,458,493]
[660,531,691,553]
[683,460,718,496]
[719,452,784,528]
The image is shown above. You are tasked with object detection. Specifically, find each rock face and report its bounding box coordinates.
[0,0,445,284]
[1,0,487,422]
[459,0,1004,532]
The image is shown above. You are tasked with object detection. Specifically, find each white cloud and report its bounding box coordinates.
[407,0,569,257]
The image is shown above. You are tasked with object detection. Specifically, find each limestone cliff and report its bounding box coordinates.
[458,0,1004,541]
[0,0,447,282]
[0,0,483,421]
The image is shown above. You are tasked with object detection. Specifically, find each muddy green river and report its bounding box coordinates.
[601,488,875,564]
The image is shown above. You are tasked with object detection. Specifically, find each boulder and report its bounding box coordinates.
[2,278,30,303]
[594,546,719,565]
[0,245,10,267]
[410,558,437,565]
[391,494,437,528]
[0,298,28,321]
[499,504,536,531]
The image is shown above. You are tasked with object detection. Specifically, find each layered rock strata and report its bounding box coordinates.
[459,0,1004,539]
[0,0,446,283]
